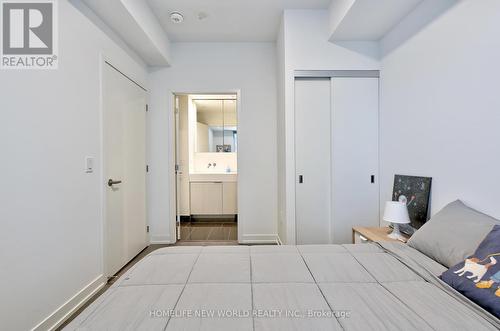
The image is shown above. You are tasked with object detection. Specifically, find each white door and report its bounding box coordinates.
[295,78,332,244]
[331,77,379,244]
[175,96,181,240]
[103,63,147,277]
[176,96,190,217]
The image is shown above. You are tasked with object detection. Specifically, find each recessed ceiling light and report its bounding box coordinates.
[170,12,184,24]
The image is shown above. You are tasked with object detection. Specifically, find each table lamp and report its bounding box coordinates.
[383,201,410,241]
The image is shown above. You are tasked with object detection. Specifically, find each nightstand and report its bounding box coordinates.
[352,226,410,244]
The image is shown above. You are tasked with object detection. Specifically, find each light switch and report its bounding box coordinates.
[85,157,95,173]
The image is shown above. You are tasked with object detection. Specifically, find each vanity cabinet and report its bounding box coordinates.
[222,182,237,214]
[190,182,223,215]
[190,181,237,215]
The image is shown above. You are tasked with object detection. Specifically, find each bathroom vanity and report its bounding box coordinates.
[189,173,237,215]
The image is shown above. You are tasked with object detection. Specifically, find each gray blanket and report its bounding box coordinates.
[65,244,500,331]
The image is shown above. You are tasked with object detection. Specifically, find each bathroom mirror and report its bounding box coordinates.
[194,98,237,153]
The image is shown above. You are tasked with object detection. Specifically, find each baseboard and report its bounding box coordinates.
[149,235,174,244]
[150,240,174,244]
[240,234,279,244]
[32,275,106,331]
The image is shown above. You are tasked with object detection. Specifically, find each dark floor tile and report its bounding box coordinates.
[207,226,226,240]
[220,226,236,241]
[180,226,192,240]
[188,226,213,240]
[228,226,238,240]
[179,222,237,242]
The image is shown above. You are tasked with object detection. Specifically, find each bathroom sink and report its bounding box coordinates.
[189,173,237,182]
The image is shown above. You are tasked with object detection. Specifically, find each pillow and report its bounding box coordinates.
[441,225,500,318]
[408,200,499,268]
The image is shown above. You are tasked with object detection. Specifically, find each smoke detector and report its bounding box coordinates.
[170,12,184,24]
[198,12,208,21]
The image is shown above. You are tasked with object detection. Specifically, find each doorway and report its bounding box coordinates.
[174,93,239,243]
[102,61,148,277]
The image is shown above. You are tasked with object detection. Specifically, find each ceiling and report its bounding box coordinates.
[194,99,237,114]
[75,0,431,66]
[332,0,423,40]
[77,0,171,65]
[146,0,331,42]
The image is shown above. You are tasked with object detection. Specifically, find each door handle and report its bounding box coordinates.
[298,175,303,184]
[108,179,122,187]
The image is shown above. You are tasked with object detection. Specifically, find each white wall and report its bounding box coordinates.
[276,17,287,243]
[380,0,500,221]
[193,153,237,174]
[276,18,287,243]
[279,10,380,243]
[147,42,278,243]
[0,1,146,330]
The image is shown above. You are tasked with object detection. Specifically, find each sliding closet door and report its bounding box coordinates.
[331,77,379,244]
[295,78,332,244]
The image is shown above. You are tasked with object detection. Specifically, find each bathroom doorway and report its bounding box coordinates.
[173,93,239,243]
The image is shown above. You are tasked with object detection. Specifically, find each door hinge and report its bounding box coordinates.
[175,164,179,172]
[146,165,149,173]
[145,104,149,112]
[146,225,150,233]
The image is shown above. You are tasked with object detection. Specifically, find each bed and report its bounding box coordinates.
[64,242,500,331]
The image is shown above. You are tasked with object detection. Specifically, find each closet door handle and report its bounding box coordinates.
[298,175,303,184]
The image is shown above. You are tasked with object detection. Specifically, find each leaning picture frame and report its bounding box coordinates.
[392,174,432,235]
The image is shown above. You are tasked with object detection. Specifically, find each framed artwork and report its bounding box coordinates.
[392,174,432,232]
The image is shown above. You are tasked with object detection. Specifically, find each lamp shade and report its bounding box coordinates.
[383,201,410,224]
